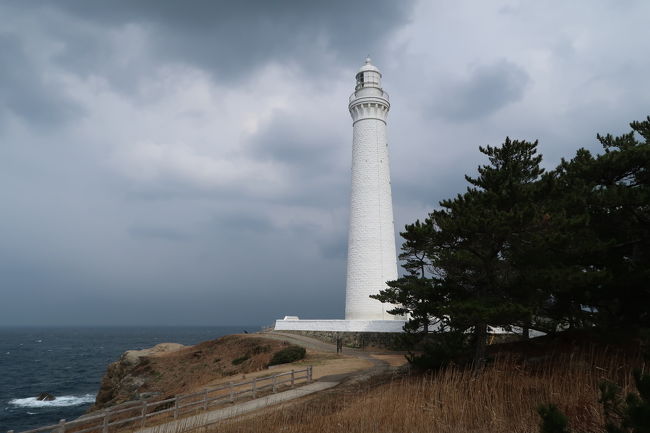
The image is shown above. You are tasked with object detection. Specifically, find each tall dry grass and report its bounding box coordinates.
[206,347,644,433]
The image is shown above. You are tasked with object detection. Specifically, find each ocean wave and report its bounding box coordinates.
[9,394,95,408]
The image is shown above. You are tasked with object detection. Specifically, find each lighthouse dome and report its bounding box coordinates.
[355,57,382,90]
[358,56,380,73]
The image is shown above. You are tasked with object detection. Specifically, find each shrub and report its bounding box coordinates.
[407,331,470,370]
[252,344,271,354]
[268,345,306,366]
[537,404,570,433]
[232,355,249,365]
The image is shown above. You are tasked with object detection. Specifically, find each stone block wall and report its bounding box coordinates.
[279,330,407,350]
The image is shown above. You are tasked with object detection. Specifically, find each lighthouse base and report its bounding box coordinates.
[274,317,405,333]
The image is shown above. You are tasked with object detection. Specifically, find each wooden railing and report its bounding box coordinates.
[9,366,313,433]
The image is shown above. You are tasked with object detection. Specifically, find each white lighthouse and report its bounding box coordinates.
[274,58,404,333]
[344,58,399,321]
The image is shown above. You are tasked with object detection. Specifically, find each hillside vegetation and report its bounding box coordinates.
[92,335,294,410]
[209,333,645,433]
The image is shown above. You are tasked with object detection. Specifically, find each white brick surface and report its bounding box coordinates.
[345,71,398,321]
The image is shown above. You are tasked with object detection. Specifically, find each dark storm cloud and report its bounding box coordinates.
[250,114,336,168]
[246,110,350,207]
[435,59,530,121]
[21,0,415,81]
[2,0,649,327]
[0,33,81,126]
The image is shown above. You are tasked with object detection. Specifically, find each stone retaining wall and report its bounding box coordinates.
[279,330,407,350]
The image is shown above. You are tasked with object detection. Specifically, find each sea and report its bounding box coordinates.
[0,326,257,432]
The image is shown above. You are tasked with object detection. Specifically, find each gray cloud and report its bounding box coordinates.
[128,225,190,241]
[1,0,649,327]
[434,59,530,121]
[18,0,415,82]
[0,33,82,126]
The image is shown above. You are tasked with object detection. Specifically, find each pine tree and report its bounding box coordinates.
[546,117,650,330]
[375,138,550,368]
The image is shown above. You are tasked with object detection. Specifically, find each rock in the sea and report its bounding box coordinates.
[36,392,55,401]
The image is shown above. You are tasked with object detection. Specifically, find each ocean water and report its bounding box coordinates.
[0,326,256,432]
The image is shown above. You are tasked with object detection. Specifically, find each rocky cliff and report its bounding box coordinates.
[91,335,289,411]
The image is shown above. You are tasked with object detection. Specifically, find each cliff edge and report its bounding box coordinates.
[91,334,290,411]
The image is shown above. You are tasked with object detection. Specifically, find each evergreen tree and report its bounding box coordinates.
[375,138,549,368]
[546,117,650,330]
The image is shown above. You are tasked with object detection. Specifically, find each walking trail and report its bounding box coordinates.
[134,332,403,433]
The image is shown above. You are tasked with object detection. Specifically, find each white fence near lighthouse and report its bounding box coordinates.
[8,366,312,433]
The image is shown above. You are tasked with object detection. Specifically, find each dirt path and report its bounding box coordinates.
[134,332,408,433]
[256,331,406,383]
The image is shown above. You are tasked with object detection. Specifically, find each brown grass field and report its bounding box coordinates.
[202,343,645,433]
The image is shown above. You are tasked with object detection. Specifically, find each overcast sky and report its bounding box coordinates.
[1,1,648,327]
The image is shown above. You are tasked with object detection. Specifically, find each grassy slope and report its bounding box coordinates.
[208,331,645,433]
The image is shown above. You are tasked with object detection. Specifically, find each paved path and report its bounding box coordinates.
[134,381,337,433]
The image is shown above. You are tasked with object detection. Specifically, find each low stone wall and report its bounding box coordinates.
[274,319,405,333]
[278,330,407,350]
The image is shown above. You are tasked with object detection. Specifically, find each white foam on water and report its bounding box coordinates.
[9,394,95,408]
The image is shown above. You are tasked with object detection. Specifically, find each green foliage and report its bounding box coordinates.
[231,355,249,365]
[544,117,650,331]
[538,370,650,433]
[406,331,470,370]
[374,116,650,369]
[537,404,571,433]
[375,137,549,368]
[251,344,271,354]
[268,345,306,366]
[600,370,650,433]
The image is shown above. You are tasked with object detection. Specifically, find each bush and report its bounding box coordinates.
[268,345,306,366]
[538,404,570,433]
[538,370,650,433]
[232,355,249,365]
[407,331,470,370]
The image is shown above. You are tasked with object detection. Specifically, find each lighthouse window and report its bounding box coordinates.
[356,72,364,84]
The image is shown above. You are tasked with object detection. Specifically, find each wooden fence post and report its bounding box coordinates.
[173,397,179,419]
[291,370,295,388]
[58,419,66,433]
[229,382,234,403]
[140,401,147,427]
[102,411,109,433]
[203,388,208,411]
[272,375,277,393]
[308,366,313,382]
[252,377,257,398]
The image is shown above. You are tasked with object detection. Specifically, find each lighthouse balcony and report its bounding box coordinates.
[349,88,389,104]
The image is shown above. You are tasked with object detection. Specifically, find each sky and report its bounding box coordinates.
[1,1,648,327]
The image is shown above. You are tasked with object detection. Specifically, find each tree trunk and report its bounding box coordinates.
[473,323,488,372]
[522,317,531,340]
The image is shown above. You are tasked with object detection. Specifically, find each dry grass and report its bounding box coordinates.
[204,346,644,433]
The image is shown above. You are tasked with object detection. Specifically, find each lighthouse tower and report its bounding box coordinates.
[345,58,399,321]
[274,58,405,333]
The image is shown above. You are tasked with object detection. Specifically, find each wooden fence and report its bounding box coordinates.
[9,366,312,433]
